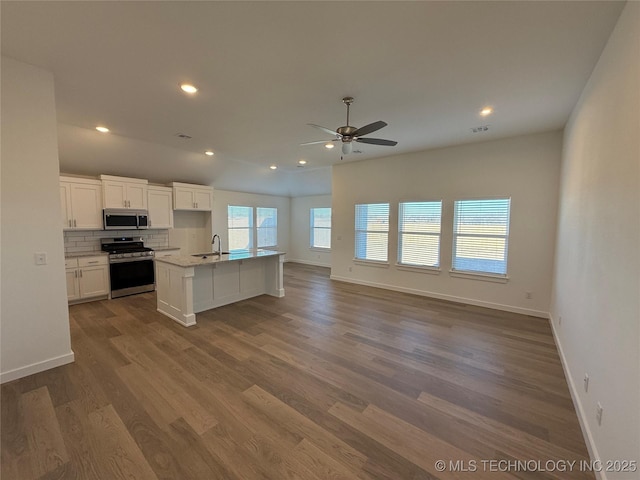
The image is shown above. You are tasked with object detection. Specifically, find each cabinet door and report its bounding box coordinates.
[60,183,73,229]
[148,188,173,228]
[126,183,148,209]
[103,181,127,208]
[194,189,213,211]
[79,265,109,298]
[70,184,103,229]
[173,187,196,210]
[66,269,81,301]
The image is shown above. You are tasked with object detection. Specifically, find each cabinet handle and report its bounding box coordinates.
[87,261,99,264]
[69,219,72,228]
[73,219,77,227]
[75,270,78,278]
[79,270,83,278]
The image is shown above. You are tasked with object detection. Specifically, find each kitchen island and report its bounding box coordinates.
[155,249,285,327]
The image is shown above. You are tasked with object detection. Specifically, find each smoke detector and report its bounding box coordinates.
[471,125,490,133]
[175,133,193,140]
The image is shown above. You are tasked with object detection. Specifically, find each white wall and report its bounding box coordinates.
[290,195,332,267]
[551,3,639,477]
[1,57,74,383]
[169,211,212,255]
[331,131,562,317]
[211,189,290,260]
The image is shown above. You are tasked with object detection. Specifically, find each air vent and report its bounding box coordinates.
[175,133,193,140]
[471,126,490,133]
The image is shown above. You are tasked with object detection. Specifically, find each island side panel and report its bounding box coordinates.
[265,254,285,297]
[156,262,196,327]
[239,259,265,298]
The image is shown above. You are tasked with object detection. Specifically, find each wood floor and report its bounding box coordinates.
[2,263,593,480]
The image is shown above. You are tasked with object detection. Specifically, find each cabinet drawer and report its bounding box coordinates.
[65,258,79,268]
[78,256,108,267]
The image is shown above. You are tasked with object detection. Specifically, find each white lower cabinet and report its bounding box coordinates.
[65,256,110,303]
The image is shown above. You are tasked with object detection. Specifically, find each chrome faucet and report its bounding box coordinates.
[211,234,221,255]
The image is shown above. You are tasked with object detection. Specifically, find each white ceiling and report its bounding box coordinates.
[1,1,624,196]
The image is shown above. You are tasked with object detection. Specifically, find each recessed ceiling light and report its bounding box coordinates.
[180,84,198,94]
[269,165,277,170]
[298,159,307,165]
[325,143,335,149]
[480,107,493,117]
[205,150,214,156]
[96,126,109,133]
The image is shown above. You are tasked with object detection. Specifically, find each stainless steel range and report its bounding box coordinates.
[101,237,155,298]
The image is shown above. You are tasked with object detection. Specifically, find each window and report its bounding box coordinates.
[355,203,389,262]
[452,198,511,276]
[398,201,442,268]
[257,207,277,248]
[228,205,253,250]
[228,205,278,250]
[310,207,331,249]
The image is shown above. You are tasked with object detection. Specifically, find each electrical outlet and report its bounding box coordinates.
[348,266,353,272]
[34,252,47,265]
[596,402,603,425]
[584,374,589,392]
[558,315,562,325]
[525,291,532,299]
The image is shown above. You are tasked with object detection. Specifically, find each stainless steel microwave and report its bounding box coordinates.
[103,209,149,230]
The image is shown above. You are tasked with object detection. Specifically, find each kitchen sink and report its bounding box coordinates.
[191,251,231,257]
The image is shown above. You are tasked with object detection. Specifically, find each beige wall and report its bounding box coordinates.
[211,189,290,260]
[289,195,332,267]
[1,57,74,382]
[551,3,639,477]
[331,131,562,317]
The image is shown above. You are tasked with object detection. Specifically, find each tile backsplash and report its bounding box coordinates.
[64,229,169,254]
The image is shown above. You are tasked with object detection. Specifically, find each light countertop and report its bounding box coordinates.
[154,249,284,267]
[65,251,109,258]
[153,246,181,251]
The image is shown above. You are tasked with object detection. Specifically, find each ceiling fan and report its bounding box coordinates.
[301,97,398,155]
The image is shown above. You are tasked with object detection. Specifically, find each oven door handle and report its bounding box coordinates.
[109,256,154,264]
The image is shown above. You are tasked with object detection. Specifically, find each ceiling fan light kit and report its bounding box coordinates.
[301,97,398,157]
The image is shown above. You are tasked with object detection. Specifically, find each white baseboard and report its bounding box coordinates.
[549,314,604,480]
[329,274,549,318]
[286,259,331,268]
[0,351,75,384]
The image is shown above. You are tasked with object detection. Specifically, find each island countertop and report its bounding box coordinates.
[154,249,285,268]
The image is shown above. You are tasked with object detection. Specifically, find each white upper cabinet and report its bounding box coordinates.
[100,175,148,209]
[147,185,174,229]
[60,176,103,230]
[170,182,213,211]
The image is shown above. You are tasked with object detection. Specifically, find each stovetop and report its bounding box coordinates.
[100,237,154,257]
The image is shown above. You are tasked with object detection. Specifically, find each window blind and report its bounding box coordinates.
[355,203,389,262]
[310,207,331,249]
[228,205,253,250]
[257,207,277,248]
[398,201,442,267]
[452,198,511,275]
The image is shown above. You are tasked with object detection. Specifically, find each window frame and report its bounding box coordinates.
[397,200,443,271]
[354,203,390,264]
[256,207,278,249]
[227,205,254,251]
[310,207,332,250]
[227,205,279,251]
[451,197,511,280]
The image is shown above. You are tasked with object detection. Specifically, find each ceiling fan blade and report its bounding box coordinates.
[356,138,398,146]
[353,120,387,137]
[307,123,340,137]
[300,140,336,146]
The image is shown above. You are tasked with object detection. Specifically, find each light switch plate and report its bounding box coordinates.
[34,252,47,265]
